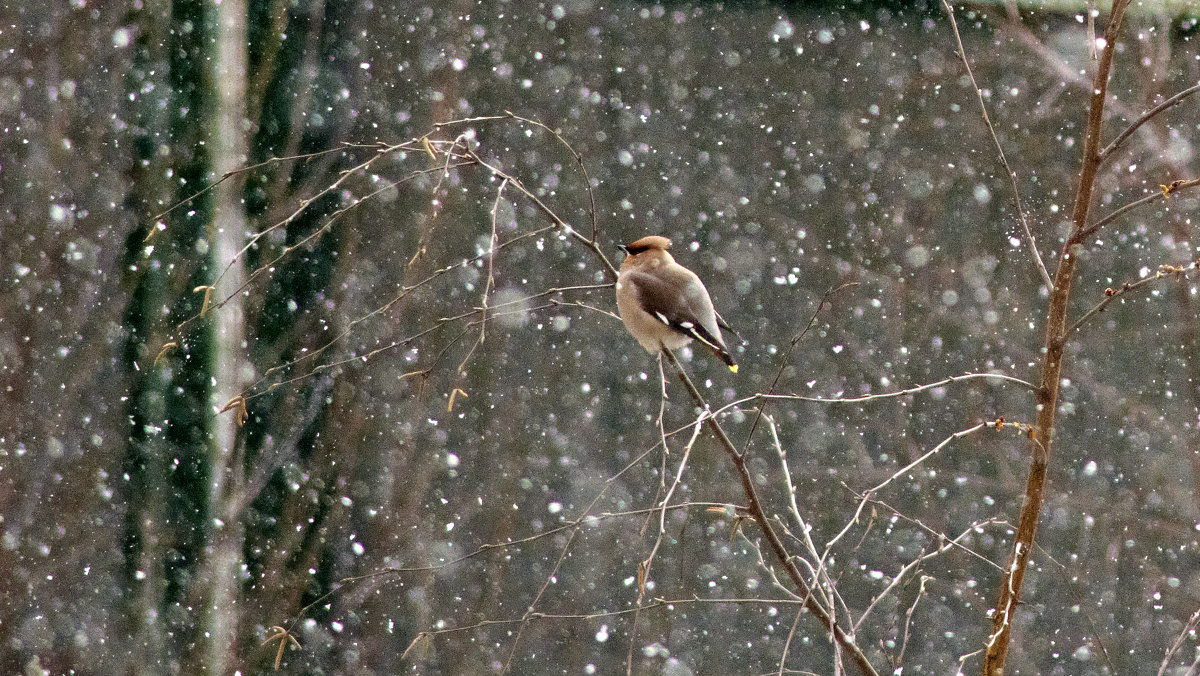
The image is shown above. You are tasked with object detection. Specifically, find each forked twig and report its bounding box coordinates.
[659,348,881,676]
[1159,606,1200,676]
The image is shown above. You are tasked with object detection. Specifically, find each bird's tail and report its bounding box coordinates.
[709,344,738,373]
[683,323,739,373]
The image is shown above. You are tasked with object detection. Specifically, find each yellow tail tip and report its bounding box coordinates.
[729,364,738,373]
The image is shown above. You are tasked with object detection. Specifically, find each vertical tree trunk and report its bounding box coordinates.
[197,0,249,672]
[121,0,213,672]
[118,3,171,672]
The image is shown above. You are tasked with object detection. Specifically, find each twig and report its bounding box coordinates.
[1101,83,1200,162]
[146,146,348,225]
[820,422,994,562]
[997,3,1175,167]
[775,608,806,676]
[659,348,881,676]
[230,163,473,309]
[454,178,508,375]
[741,282,859,452]
[1072,178,1200,244]
[627,409,705,676]
[1033,544,1115,673]
[434,112,602,242]
[500,526,579,674]
[481,179,507,339]
[160,149,461,350]
[292,500,720,636]
[1159,606,1200,676]
[854,527,976,634]
[406,592,827,660]
[691,372,1038,435]
[943,0,1052,290]
[462,146,619,278]
[1088,0,1098,63]
[504,111,601,243]
[760,371,1039,404]
[431,114,510,128]
[849,492,1009,571]
[896,575,931,667]
[234,227,556,402]
[1069,262,1200,335]
[765,415,846,627]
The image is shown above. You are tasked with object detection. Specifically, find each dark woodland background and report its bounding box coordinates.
[2,0,1200,673]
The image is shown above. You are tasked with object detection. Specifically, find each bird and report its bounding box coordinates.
[614,235,739,372]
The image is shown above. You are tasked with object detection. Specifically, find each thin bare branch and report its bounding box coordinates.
[999,0,1182,171]
[943,0,1052,290]
[1070,262,1200,335]
[1160,606,1200,676]
[773,371,1040,403]
[291,497,732,635]
[626,409,705,676]
[432,114,510,128]
[659,348,880,676]
[146,146,348,225]
[1101,83,1200,161]
[455,178,508,375]
[158,145,446,347]
[765,415,846,624]
[237,226,556,401]
[741,282,860,452]
[1073,177,1200,244]
[849,492,1008,572]
[776,608,807,676]
[700,373,1039,432]
[433,112,602,242]
[1088,0,1098,63]
[896,575,931,667]
[821,422,992,561]
[463,146,619,278]
[504,111,601,242]
[481,179,507,337]
[1033,544,1116,673]
[500,525,579,675]
[408,592,822,660]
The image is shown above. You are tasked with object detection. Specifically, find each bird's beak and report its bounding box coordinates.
[616,243,630,255]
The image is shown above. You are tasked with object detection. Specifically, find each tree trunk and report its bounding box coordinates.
[196,0,249,672]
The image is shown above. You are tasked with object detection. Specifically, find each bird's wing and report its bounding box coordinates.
[714,309,745,345]
[624,268,728,353]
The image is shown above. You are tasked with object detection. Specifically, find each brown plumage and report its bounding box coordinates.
[614,235,738,372]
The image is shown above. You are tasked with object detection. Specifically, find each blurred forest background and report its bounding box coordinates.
[2,0,1200,674]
